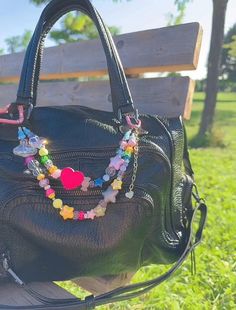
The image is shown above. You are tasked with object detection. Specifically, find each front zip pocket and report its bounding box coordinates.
[0,142,176,245]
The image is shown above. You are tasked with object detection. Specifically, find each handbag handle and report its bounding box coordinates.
[29,1,132,118]
[15,0,136,120]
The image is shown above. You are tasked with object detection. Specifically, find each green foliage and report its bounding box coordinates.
[49,12,120,44]
[4,30,32,53]
[56,92,236,309]
[166,0,192,25]
[224,35,236,58]
[221,23,236,82]
[30,0,121,44]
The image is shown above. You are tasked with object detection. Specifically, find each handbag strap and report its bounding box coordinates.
[14,0,136,120]
[0,201,207,310]
[29,1,133,120]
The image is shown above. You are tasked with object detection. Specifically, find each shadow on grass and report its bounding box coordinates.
[190,128,227,148]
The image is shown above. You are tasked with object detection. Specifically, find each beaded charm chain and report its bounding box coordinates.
[13,120,140,222]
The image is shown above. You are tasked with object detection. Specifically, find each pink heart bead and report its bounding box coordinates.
[61,167,84,190]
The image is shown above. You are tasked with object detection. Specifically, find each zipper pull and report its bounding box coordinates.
[1,253,25,286]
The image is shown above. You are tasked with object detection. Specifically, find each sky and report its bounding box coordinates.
[0,0,236,79]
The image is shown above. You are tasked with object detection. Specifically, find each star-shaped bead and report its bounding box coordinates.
[109,155,125,170]
[60,205,74,220]
[87,210,96,220]
[81,177,91,191]
[93,205,106,217]
[111,179,123,190]
[94,178,104,188]
[102,186,118,203]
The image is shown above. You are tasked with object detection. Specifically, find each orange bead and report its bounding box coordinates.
[49,165,57,174]
[37,173,45,181]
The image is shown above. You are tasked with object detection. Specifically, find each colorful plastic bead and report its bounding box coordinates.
[125,146,134,153]
[93,206,106,217]
[111,179,123,190]
[39,178,49,187]
[124,130,131,140]
[98,200,107,208]
[87,210,96,220]
[48,165,58,174]
[116,149,124,156]
[128,138,136,147]
[94,178,104,187]
[81,177,91,191]
[120,164,127,172]
[60,205,74,220]
[120,141,128,150]
[41,155,49,164]
[105,167,116,177]
[51,169,61,179]
[109,155,125,170]
[78,211,85,221]
[46,188,55,199]
[24,156,35,165]
[89,180,95,188]
[103,174,110,182]
[44,185,51,190]
[44,159,53,169]
[102,186,118,203]
[37,173,45,181]
[39,148,49,156]
[53,199,63,209]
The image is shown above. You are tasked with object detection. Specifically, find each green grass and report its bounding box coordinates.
[57,92,236,309]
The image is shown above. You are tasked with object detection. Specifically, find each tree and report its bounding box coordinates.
[30,0,123,44]
[5,30,32,54]
[197,0,229,139]
[221,23,236,82]
[167,0,192,25]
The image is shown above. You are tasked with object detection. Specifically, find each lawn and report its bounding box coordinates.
[57,92,236,310]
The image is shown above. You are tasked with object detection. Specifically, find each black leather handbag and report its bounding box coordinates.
[0,0,207,308]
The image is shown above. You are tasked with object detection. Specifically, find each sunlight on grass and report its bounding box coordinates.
[56,92,236,310]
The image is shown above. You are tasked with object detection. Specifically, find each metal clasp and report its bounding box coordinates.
[0,104,25,125]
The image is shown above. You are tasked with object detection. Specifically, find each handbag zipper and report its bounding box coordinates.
[0,141,176,241]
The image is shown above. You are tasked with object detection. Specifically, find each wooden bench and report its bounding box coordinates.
[0,22,202,307]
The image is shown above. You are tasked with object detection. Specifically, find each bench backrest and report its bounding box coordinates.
[0,22,202,119]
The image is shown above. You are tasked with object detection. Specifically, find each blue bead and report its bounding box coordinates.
[124,130,131,140]
[116,149,124,156]
[23,127,34,137]
[18,128,26,140]
[94,178,104,187]
[123,155,131,160]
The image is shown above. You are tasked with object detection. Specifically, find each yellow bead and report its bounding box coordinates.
[111,179,123,190]
[125,146,134,153]
[53,199,63,209]
[37,173,45,181]
[39,148,49,156]
[60,205,74,220]
[49,165,57,174]
[48,193,56,199]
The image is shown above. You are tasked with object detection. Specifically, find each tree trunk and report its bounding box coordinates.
[198,0,228,138]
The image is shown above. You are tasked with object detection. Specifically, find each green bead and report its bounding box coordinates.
[41,155,49,164]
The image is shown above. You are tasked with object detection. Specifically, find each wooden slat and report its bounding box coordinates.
[0,282,75,306]
[0,76,194,119]
[0,23,202,82]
